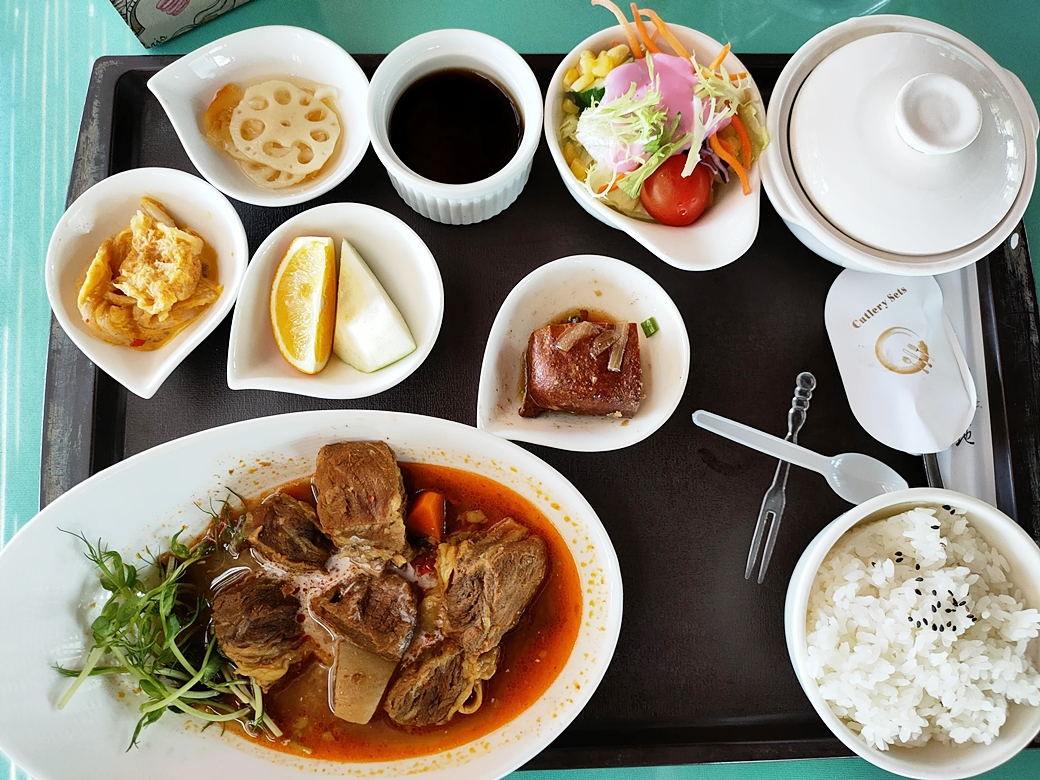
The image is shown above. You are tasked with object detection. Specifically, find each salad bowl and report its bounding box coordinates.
[544,23,765,271]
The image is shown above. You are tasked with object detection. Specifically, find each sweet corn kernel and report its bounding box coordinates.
[571,72,595,93]
[591,52,612,78]
[563,67,580,89]
[569,159,588,182]
[607,44,630,66]
[563,142,577,166]
[579,50,596,75]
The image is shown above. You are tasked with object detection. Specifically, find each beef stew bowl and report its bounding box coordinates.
[544,22,765,271]
[0,410,621,780]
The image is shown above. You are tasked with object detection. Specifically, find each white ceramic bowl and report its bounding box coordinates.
[544,24,763,271]
[148,26,370,208]
[476,254,689,451]
[45,167,248,399]
[0,410,622,780]
[367,29,542,225]
[227,202,443,398]
[761,15,1040,275]
[786,488,1040,779]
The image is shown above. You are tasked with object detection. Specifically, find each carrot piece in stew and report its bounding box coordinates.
[406,490,446,541]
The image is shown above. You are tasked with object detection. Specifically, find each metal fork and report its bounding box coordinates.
[745,372,816,583]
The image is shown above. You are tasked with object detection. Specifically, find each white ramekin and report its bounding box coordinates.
[761,15,1039,276]
[367,29,542,225]
[786,488,1040,779]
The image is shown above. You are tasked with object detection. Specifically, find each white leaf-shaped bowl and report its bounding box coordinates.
[477,254,690,451]
[45,167,248,399]
[227,202,443,398]
[147,25,370,207]
[544,24,763,271]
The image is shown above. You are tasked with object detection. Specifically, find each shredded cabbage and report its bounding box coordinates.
[561,43,770,213]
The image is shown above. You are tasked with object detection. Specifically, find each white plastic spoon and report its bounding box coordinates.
[692,410,908,504]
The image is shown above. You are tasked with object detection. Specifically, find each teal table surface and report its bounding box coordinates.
[2,1,1039,778]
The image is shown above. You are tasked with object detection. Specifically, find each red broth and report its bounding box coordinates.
[219,462,583,762]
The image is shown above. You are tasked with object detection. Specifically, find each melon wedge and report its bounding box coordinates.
[332,240,416,372]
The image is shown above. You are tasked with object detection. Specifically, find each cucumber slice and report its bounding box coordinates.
[332,240,416,373]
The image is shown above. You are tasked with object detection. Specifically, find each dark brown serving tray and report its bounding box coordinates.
[42,53,1040,769]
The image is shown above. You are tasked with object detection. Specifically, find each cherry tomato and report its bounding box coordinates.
[639,155,713,226]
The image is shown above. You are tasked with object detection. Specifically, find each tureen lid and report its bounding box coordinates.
[789,31,1026,256]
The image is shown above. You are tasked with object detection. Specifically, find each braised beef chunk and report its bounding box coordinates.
[383,641,501,727]
[242,492,335,571]
[519,321,641,418]
[383,640,466,726]
[311,572,417,661]
[313,442,409,556]
[211,572,306,690]
[441,518,549,654]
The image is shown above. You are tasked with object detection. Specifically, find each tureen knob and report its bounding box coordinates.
[894,72,983,155]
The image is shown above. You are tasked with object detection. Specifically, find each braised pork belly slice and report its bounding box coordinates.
[242,492,335,572]
[439,518,548,654]
[383,640,499,727]
[519,321,642,418]
[312,442,410,560]
[211,572,307,690]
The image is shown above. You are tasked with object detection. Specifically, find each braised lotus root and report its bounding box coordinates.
[202,78,342,189]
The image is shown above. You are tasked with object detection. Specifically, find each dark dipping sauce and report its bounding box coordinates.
[389,69,522,184]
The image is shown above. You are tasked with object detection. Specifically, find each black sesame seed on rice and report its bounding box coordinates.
[915,564,921,570]
[942,505,951,510]
[915,589,922,595]
[916,577,924,581]
[932,624,938,631]
[940,625,945,632]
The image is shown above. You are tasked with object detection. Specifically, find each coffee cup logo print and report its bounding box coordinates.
[875,327,933,374]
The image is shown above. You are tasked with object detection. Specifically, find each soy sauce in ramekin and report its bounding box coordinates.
[389,69,522,185]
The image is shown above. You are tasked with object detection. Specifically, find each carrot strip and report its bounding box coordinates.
[716,134,738,159]
[591,0,644,58]
[597,173,626,194]
[708,43,731,72]
[729,71,748,81]
[631,4,661,53]
[639,8,689,59]
[709,132,750,195]
[730,113,752,168]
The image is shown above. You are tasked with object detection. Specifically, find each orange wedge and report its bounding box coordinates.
[269,236,337,374]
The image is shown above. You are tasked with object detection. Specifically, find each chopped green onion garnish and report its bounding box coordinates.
[640,317,659,338]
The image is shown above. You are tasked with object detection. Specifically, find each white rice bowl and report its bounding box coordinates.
[807,505,1040,751]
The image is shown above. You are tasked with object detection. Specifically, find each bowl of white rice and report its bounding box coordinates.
[786,488,1040,779]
